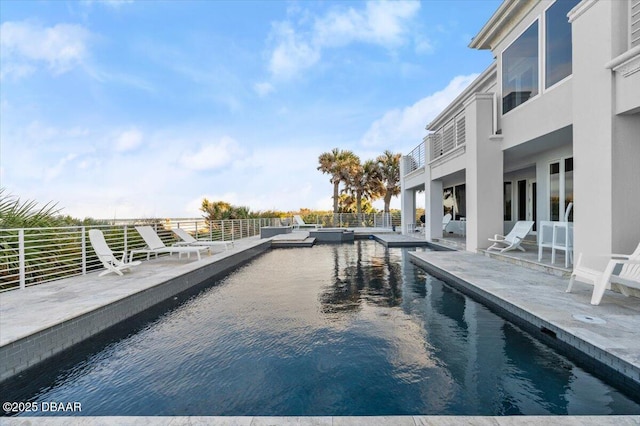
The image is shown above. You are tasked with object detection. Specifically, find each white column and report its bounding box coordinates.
[465,93,503,252]
[400,157,413,234]
[425,180,443,240]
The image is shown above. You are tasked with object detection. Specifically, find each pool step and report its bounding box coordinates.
[271,237,316,248]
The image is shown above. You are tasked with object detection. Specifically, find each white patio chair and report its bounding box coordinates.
[293,215,322,230]
[567,242,640,305]
[89,229,141,277]
[487,221,534,253]
[129,226,207,262]
[172,227,233,252]
[538,202,573,266]
[442,213,452,232]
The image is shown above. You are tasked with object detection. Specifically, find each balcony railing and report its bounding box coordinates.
[404,142,425,174]
[428,113,466,160]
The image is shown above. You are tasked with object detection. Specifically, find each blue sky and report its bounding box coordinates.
[0,0,501,219]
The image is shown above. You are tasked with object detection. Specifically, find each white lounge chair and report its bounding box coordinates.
[89,229,141,277]
[293,215,322,229]
[442,213,452,232]
[487,221,534,253]
[129,226,207,262]
[172,227,233,252]
[567,242,640,305]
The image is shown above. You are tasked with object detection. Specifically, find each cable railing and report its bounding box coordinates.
[404,142,425,174]
[0,215,399,292]
[0,218,276,293]
[291,212,400,229]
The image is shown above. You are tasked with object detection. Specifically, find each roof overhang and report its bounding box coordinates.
[469,0,540,51]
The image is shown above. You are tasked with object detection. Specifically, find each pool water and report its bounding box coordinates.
[4,241,640,416]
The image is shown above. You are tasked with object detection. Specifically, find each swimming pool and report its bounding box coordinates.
[4,241,640,416]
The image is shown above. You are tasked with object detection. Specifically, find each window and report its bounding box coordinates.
[443,187,454,217]
[564,157,573,221]
[504,182,512,220]
[443,185,466,219]
[549,157,573,222]
[454,184,466,220]
[632,0,640,48]
[503,21,539,114]
[549,162,560,221]
[545,0,579,88]
[517,180,528,221]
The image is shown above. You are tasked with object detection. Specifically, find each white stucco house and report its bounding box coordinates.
[401,0,640,260]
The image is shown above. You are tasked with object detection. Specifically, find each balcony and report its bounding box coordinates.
[427,112,466,168]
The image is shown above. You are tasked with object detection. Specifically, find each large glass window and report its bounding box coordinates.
[503,21,539,114]
[545,0,579,88]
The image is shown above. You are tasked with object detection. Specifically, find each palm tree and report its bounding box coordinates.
[200,199,233,221]
[317,148,360,215]
[343,159,384,217]
[0,188,62,228]
[376,151,401,224]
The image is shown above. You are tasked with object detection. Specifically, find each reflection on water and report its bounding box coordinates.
[3,241,639,416]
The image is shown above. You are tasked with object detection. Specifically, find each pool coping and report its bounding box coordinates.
[3,415,640,425]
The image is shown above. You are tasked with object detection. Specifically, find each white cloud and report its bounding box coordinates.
[114,128,144,152]
[268,22,320,79]
[0,21,91,78]
[44,153,78,181]
[93,0,134,8]
[254,81,275,97]
[414,35,434,55]
[267,1,422,80]
[314,1,419,48]
[179,136,241,171]
[361,73,479,148]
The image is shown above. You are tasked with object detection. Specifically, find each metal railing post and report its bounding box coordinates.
[124,225,128,255]
[81,226,87,275]
[221,221,225,241]
[19,229,26,290]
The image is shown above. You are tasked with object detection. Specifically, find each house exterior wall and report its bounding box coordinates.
[400,0,639,262]
[612,114,640,253]
[571,0,640,256]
